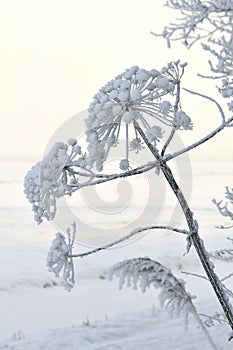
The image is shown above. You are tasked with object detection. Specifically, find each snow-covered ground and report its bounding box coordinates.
[0,161,233,349]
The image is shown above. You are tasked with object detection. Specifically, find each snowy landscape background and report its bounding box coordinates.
[1,160,233,349]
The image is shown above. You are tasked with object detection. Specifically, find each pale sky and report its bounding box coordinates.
[0,0,232,161]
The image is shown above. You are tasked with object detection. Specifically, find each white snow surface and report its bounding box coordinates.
[1,161,233,349]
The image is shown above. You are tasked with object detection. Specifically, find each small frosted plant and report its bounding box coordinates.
[109,257,217,349]
[109,257,197,321]
[213,187,233,225]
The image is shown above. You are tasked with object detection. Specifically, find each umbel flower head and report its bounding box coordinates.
[85,61,192,171]
[24,140,91,224]
[47,222,76,291]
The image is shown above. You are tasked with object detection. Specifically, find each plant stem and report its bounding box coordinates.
[192,310,218,350]
[72,225,189,258]
[135,123,233,331]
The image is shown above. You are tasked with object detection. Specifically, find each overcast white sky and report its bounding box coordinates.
[0,0,232,161]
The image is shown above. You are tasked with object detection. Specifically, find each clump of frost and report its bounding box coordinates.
[47,223,76,291]
[174,110,193,130]
[119,159,130,171]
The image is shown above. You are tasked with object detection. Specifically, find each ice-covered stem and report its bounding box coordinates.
[135,122,233,332]
[69,161,157,190]
[72,225,190,258]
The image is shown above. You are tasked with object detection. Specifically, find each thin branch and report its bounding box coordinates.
[165,116,233,162]
[221,273,233,282]
[215,224,233,230]
[181,270,208,281]
[67,162,157,191]
[161,127,176,156]
[72,225,190,258]
[199,313,228,325]
[183,88,226,123]
[197,73,226,80]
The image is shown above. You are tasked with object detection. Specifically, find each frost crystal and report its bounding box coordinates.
[85,62,189,171]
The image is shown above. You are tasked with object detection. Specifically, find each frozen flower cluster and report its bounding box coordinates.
[85,61,190,171]
[47,223,76,291]
[24,140,90,224]
[24,162,47,224]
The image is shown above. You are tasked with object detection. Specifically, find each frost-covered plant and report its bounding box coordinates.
[156,0,233,49]
[109,257,217,349]
[156,0,233,114]
[24,60,233,337]
[213,187,233,223]
[109,257,196,321]
[47,222,76,291]
[23,0,233,343]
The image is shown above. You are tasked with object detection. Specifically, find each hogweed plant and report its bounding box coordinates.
[24,61,233,343]
[24,0,233,345]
